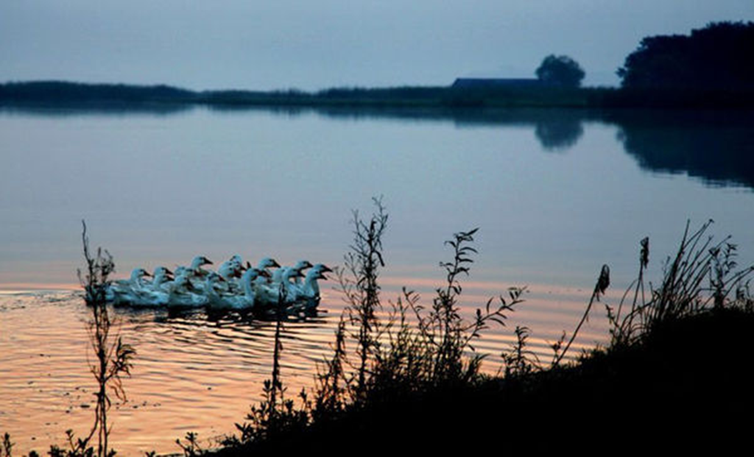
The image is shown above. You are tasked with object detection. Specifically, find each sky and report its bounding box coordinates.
[1,1,753,90]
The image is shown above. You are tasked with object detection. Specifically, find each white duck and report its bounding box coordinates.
[164,273,210,308]
[148,266,174,292]
[290,264,332,303]
[187,255,214,278]
[256,257,281,279]
[126,266,176,306]
[253,257,281,289]
[183,256,215,293]
[209,268,267,310]
[107,268,151,305]
[271,260,313,286]
[218,255,244,278]
[255,267,304,306]
[217,255,245,294]
[132,271,206,308]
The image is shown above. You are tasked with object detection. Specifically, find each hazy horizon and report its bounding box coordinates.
[2,1,753,91]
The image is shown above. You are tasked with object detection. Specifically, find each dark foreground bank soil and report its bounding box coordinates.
[213,308,754,455]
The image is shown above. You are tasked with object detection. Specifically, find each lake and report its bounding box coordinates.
[1,105,753,454]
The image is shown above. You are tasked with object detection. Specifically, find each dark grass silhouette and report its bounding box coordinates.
[211,210,754,455]
[212,199,524,455]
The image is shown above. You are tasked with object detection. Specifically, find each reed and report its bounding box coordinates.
[2,433,13,457]
[218,199,527,453]
[502,326,540,378]
[43,221,135,457]
[606,220,754,348]
[230,283,308,446]
[331,200,525,399]
[335,196,388,398]
[311,316,348,421]
[175,432,204,457]
[547,219,754,370]
[554,264,610,365]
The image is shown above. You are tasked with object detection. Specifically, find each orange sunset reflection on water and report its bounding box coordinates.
[0,275,606,455]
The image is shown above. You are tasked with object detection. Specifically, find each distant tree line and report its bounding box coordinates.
[0,81,196,102]
[4,20,754,113]
[617,21,754,90]
[532,22,754,91]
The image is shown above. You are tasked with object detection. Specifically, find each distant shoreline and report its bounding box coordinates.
[2,80,754,110]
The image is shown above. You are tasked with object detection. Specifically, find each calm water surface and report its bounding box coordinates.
[1,106,753,454]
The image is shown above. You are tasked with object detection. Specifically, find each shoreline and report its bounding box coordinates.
[3,81,754,110]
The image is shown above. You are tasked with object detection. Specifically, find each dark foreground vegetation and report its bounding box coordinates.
[204,214,754,455]
[2,204,754,456]
[211,309,754,454]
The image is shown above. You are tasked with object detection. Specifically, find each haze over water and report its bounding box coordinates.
[1,106,753,454]
[2,1,753,89]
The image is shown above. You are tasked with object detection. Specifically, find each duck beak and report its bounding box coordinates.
[205,259,214,266]
[271,259,281,268]
[165,268,174,275]
[321,265,333,273]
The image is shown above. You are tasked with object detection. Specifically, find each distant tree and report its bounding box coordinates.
[535,55,586,88]
[617,21,754,90]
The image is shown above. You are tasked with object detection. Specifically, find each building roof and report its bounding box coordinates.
[451,78,546,88]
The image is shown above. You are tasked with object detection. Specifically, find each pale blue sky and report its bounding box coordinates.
[1,1,752,90]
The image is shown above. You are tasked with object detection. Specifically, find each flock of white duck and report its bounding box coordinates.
[105,255,332,311]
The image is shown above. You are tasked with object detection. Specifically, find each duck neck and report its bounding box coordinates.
[242,274,257,299]
[152,271,166,286]
[218,263,234,279]
[205,277,220,299]
[304,272,320,296]
[130,270,144,287]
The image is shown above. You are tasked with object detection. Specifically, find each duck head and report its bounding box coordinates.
[312,264,333,280]
[130,268,152,282]
[293,260,314,272]
[257,257,281,270]
[190,256,214,269]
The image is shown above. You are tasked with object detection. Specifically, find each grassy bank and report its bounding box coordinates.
[211,308,754,454]
[204,216,754,456]
[3,81,754,109]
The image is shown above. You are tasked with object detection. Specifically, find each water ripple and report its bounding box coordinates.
[0,288,605,455]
